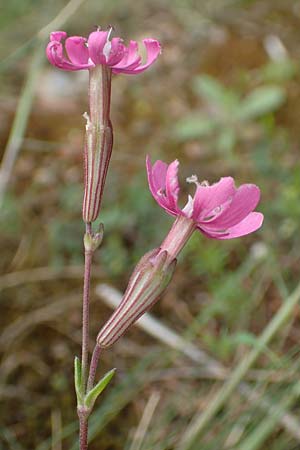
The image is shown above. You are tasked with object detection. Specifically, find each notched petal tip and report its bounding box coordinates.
[50,31,67,42]
[143,38,162,53]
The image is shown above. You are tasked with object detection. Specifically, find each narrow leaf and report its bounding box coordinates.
[260,60,297,83]
[74,356,83,404]
[174,116,217,140]
[193,75,239,108]
[85,368,116,409]
[239,86,285,120]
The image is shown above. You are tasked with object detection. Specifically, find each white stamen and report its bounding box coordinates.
[201,180,210,187]
[182,195,194,218]
[103,27,113,61]
[186,175,199,186]
[186,175,210,188]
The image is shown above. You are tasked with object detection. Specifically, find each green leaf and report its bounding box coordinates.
[85,368,116,409]
[260,60,298,83]
[193,75,239,109]
[216,127,237,153]
[238,85,286,120]
[74,356,83,404]
[174,115,217,140]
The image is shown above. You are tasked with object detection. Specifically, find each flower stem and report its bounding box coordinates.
[81,222,93,393]
[79,414,88,450]
[87,344,102,392]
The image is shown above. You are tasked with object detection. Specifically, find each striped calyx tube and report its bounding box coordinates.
[82,65,113,223]
[97,248,177,348]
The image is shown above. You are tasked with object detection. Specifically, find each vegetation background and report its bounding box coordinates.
[1,0,300,449]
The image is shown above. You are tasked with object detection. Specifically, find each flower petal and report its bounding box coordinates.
[207,184,261,229]
[146,155,167,195]
[113,39,161,74]
[199,212,264,239]
[65,36,89,65]
[146,156,178,216]
[165,159,180,211]
[50,31,67,42]
[112,40,141,71]
[88,30,110,65]
[46,40,85,71]
[107,38,126,66]
[193,177,236,221]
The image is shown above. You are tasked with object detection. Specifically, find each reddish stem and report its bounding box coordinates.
[79,414,88,450]
[81,222,93,392]
[87,345,102,392]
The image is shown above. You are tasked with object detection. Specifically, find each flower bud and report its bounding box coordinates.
[97,248,176,348]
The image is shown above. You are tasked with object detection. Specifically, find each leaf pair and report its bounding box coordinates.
[74,357,115,410]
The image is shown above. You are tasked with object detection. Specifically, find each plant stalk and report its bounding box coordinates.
[78,62,113,450]
[81,222,93,393]
[79,414,89,450]
[87,345,102,392]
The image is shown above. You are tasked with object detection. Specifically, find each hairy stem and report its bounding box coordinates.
[87,345,102,392]
[79,414,88,450]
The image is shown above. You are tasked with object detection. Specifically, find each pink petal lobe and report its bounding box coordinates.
[112,40,141,71]
[165,160,180,211]
[207,184,261,229]
[50,31,67,42]
[146,156,178,217]
[146,155,167,197]
[65,36,89,65]
[107,38,125,65]
[113,39,161,74]
[87,31,110,65]
[193,177,236,221]
[46,41,82,71]
[200,212,264,239]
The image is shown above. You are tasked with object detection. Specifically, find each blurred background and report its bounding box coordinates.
[1,0,300,449]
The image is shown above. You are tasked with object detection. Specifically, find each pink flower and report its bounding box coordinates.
[146,156,263,241]
[46,28,161,74]
[96,159,263,348]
